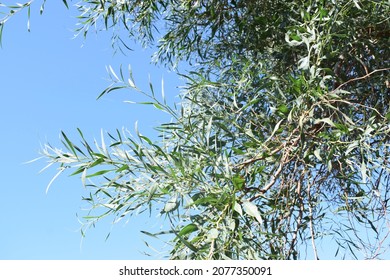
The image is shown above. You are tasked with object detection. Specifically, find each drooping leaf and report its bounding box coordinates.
[178,224,198,236]
[242,200,263,224]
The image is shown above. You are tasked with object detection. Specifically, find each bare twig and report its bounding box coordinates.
[287,178,304,259]
[236,146,282,168]
[332,67,390,92]
[307,182,319,260]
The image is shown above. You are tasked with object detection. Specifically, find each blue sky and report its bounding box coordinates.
[0,1,180,259]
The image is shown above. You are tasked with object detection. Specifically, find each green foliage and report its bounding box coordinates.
[3,0,390,259]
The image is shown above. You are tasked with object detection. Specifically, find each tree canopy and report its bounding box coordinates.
[2,0,389,259]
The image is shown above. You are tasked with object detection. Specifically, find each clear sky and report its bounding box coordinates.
[0,1,181,260]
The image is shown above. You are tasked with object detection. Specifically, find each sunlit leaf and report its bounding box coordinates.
[242,200,263,224]
[86,169,113,178]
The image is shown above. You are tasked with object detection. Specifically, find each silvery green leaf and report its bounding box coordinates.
[314,148,322,161]
[128,78,136,88]
[298,56,310,70]
[242,199,263,224]
[346,141,359,155]
[285,32,303,46]
[163,194,179,213]
[207,228,219,240]
[353,0,362,9]
[320,75,333,89]
[226,217,236,231]
[233,201,243,216]
[107,65,120,81]
[361,161,367,184]
[314,117,335,127]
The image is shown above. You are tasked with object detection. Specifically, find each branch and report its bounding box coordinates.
[332,67,390,92]
[287,179,304,259]
[235,146,282,169]
[307,182,319,260]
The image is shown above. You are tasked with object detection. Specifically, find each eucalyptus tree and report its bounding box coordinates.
[2,0,389,259]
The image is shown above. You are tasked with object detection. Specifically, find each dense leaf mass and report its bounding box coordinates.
[2,0,389,259]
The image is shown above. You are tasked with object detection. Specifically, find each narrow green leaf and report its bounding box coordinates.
[366,219,379,236]
[61,131,78,158]
[92,153,107,159]
[108,65,120,81]
[81,168,87,187]
[361,161,367,183]
[0,23,4,48]
[116,164,129,173]
[233,201,243,216]
[193,195,219,206]
[240,98,260,111]
[277,104,289,114]
[178,224,198,236]
[86,169,112,178]
[314,117,335,127]
[172,229,198,252]
[97,86,126,100]
[40,0,46,14]
[314,148,322,161]
[153,103,164,110]
[264,119,283,144]
[232,175,245,190]
[62,0,69,9]
[77,128,95,158]
[89,158,105,168]
[46,167,65,194]
[70,167,86,176]
[232,147,245,155]
[139,135,153,145]
[27,6,30,31]
[147,185,158,203]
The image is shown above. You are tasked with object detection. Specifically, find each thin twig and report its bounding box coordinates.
[287,178,304,259]
[307,182,319,260]
[332,67,390,92]
[236,146,282,168]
